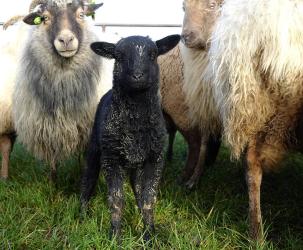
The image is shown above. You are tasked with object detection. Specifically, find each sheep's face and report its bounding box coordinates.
[91,35,180,92]
[23,0,102,58]
[181,0,223,50]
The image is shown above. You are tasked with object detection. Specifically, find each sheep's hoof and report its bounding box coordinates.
[0,176,8,182]
[48,171,57,184]
[176,173,192,186]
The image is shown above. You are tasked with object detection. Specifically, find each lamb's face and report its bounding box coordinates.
[91,35,181,92]
[114,36,159,91]
[23,0,102,58]
[181,0,223,50]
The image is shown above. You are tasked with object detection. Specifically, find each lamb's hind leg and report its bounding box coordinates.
[246,139,263,240]
[0,134,14,180]
[141,155,164,242]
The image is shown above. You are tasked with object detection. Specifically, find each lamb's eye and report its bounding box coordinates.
[150,52,156,61]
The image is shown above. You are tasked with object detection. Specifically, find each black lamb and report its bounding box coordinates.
[80,35,181,241]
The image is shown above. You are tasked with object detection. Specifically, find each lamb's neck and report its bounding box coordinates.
[112,83,159,107]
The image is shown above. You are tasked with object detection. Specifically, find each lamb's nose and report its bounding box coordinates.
[132,73,144,81]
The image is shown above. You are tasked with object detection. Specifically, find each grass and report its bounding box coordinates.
[1,133,303,249]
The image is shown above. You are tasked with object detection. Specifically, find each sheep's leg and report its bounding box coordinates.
[204,134,221,167]
[246,139,263,240]
[0,134,14,180]
[106,167,124,240]
[49,161,57,183]
[167,129,176,161]
[163,112,177,161]
[141,155,164,242]
[179,131,200,183]
[184,135,208,190]
[129,168,144,210]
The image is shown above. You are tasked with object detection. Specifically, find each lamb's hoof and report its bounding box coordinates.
[184,178,198,191]
[143,225,155,244]
[79,202,88,222]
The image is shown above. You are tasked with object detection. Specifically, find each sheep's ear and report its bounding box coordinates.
[91,42,115,59]
[23,12,43,25]
[85,2,103,17]
[156,34,181,56]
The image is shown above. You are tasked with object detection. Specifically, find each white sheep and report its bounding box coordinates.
[207,0,303,239]
[0,23,29,179]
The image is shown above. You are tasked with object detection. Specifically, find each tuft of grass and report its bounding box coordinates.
[1,134,303,249]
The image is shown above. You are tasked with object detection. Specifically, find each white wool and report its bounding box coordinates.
[208,0,303,158]
[0,24,29,135]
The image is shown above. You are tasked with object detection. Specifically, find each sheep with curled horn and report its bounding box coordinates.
[206,0,303,240]
[13,0,112,182]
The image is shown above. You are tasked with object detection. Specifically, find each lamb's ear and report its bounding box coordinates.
[156,34,181,56]
[85,2,103,17]
[23,12,43,25]
[91,42,115,59]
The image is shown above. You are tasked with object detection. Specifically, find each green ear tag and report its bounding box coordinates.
[34,16,42,25]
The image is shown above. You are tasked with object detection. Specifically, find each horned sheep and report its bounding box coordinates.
[12,0,113,181]
[81,35,180,241]
[206,0,303,239]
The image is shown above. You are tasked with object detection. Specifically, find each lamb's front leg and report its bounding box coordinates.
[105,166,124,240]
[129,168,144,210]
[141,154,164,242]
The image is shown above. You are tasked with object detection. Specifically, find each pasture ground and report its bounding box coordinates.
[1,133,303,249]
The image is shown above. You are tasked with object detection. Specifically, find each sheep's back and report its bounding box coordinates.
[159,43,191,130]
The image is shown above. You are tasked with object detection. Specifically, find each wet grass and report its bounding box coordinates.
[1,133,303,249]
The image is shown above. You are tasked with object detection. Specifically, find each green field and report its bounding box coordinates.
[1,133,303,249]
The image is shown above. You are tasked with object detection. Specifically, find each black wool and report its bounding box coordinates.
[81,35,180,241]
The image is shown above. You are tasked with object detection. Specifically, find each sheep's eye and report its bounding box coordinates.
[42,15,49,22]
[79,12,85,19]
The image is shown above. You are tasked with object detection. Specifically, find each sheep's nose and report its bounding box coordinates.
[58,34,75,48]
[132,73,144,81]
[181,31,194,44]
